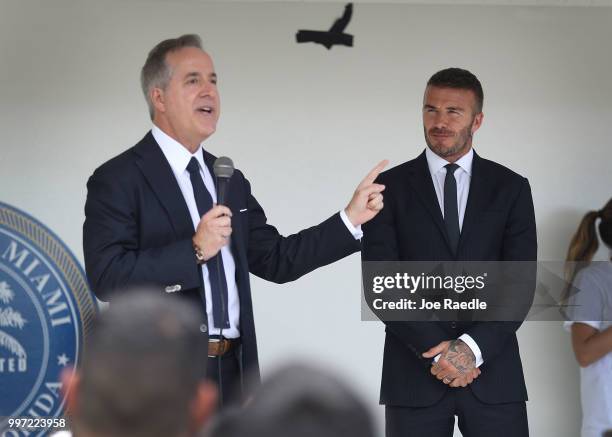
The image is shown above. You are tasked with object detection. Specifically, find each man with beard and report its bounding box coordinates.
[362,68,536,436]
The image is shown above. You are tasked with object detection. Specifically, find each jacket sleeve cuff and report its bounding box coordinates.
[459,333,484,367]
[339,210,363,240]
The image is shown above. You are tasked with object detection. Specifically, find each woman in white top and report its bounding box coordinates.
[564,198,612,437]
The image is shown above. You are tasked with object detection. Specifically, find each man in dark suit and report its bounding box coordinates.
[362,68,537,436]
[83,34,386,405]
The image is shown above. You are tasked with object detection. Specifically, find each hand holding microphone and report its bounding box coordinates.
[192,157,235,262]
[193,205,232,261]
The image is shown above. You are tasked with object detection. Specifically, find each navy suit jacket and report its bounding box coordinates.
[83,131,360,387]
[362,150,537,407]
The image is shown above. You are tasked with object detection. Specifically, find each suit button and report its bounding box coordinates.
[200,324,207,333]
[451,322,457,329]
[165,284,182,293]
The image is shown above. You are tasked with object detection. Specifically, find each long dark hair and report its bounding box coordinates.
[564,198,612,294]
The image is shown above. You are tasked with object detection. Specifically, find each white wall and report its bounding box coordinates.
[1,1,611,435]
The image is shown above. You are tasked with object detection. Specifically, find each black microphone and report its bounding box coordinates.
[212,156,235,407]
[213,157,234,206]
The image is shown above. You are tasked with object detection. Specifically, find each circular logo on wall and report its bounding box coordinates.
[0,201,97,436]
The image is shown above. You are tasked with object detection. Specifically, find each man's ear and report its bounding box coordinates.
[471,112,484,135]
[189,381,218,433]
[150,87,166,114]
[60,366,80,415]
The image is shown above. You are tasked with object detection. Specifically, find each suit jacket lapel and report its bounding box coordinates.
[133,131,194,238]
[202,150,218,192]
[458,151,488,253]
[407,152,453,252]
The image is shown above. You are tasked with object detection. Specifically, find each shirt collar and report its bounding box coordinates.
[425,146,474,176]
[151,125,206,176]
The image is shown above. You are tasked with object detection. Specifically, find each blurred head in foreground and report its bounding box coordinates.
[208,363,375,437]
[63,290,217,437]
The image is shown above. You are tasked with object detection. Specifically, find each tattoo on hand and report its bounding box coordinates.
[442,340,475,374]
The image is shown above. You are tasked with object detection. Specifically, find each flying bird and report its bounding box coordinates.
[296,3,354,50]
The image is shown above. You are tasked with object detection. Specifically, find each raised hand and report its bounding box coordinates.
[344,160,388,227]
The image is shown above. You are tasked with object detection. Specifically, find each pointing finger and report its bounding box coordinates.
[359,159,389,188]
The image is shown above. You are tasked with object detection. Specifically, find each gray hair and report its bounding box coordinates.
[140,34,203,120]
[75,289,208,437]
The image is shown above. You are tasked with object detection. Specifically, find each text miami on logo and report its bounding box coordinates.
[0,202,97,436]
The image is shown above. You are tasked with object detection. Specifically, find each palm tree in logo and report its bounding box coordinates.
[0,281,27,360]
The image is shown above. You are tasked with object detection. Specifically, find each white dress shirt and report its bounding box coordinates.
[152,125,362,338]
[425,147,484,367]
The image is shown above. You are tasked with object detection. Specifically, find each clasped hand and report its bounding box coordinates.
[423,340,481,388]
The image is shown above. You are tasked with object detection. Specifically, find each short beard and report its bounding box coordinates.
[424,123,473,159]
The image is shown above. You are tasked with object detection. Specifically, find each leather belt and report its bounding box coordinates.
[208,337,239,357]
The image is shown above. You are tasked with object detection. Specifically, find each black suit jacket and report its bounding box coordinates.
[83,131,360,387]
[362,150,537,407]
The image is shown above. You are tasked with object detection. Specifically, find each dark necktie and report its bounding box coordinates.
[186,157,230,329]
[444,163,460,255]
